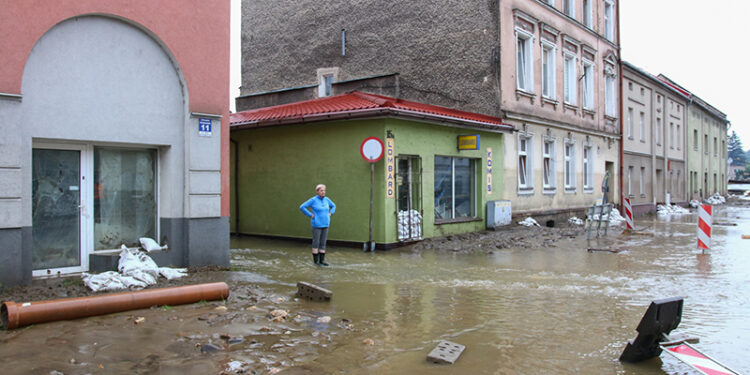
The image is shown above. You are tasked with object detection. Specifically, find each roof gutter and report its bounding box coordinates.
[231,108,513,134]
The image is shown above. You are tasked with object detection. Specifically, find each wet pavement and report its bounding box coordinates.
[1,204,749,374]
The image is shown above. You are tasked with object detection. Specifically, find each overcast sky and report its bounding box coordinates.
[620,0,748,151]
[230,1,747,150]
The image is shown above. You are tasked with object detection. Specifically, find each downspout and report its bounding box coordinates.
[617,0,623,209]
[231,137,239,234]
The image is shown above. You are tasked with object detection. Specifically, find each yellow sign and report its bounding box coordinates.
[458,135,480,150]
[386,138,395,198]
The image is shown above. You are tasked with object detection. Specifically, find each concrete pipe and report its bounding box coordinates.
[1,282,229,330]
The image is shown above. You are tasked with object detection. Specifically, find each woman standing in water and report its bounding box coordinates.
[299,184,336,266]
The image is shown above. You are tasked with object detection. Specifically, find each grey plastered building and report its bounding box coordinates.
[238,0,622,222]
[0,2,231,287]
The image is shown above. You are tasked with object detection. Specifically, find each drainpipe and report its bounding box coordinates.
[231,138,239,234]
[617,0,623,209]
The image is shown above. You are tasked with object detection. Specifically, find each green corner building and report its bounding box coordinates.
[230,92,512,248]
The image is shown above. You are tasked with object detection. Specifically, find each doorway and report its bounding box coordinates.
[396,156,422,241]
[32,143,158,276]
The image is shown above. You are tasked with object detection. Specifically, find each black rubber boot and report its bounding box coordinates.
[318,252,329,266]
[313,253,320,265]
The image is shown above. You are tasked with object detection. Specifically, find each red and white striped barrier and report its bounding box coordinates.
[663,343,740,375]
[623,197,634,230]
[697,204,712,251]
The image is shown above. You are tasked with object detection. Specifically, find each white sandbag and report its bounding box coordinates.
[139,237,167,252]
[568,216,583,225]
[159,267,188,280]
[518,217,540,227]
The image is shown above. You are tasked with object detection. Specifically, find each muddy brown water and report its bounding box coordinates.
[1,205,749,374]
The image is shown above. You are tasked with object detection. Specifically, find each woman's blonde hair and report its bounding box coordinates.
[315,184,326,192]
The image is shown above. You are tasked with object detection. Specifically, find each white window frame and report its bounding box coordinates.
[627,166,633,196]
[639,111,645,142]
[515,28,535,93]
[656,118,662,146]
[627,107,633,139]
[604,0,614,41]
[541,41,557,100]
[564,0,576,18]
[583,0,593,28]
[583,144,594,192]
[604,70,616,117]
[563,52,577,105]
[670,122,675,149]
[640,167,645,196]
[564,139,577,191]
[582,60,594,110]
[518,134,534,193]
[316,67,339,98]
[543,137,556,192]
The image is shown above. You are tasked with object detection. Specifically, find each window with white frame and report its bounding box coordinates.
[564,53,577,105]
[542,42,556,99]
[516,29,534,93]
[605,70,616,116]
[582,60,594,110]
[627,107,633,138]
[676,124,681,150]
[639,111,645,142]
[564,141,576,190]
[518,135,533,191]
[583,145,593,191]
[583,0,593,28]
[656,118,662,146]
[627,166,633,196]
[640,167,645,196]
[543,138,556,190]
[604,0,614,41]
[564,0,575,18]
[670,122,674,149]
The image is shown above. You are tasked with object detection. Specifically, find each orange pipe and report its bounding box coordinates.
[2,282,229,330]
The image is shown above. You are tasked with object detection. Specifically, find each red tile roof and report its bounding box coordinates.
[231,91,512,131]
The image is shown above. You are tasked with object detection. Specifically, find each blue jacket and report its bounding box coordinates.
[300,196,336,228]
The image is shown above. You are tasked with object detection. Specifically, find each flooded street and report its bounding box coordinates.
[2,205,750,374]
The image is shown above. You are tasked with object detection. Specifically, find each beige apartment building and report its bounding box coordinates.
[657,75,728,199]
[501,0,621,220]
[621,62,687,214]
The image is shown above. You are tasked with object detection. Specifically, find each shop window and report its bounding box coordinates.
[94,148,157,250]
[434,156,476,221]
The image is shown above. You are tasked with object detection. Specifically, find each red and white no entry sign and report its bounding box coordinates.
[360,137,384,163]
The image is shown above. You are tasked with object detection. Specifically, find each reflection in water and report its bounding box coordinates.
[2,207,749,374]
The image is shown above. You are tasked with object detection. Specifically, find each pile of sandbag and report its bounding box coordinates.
[82,245,187,292]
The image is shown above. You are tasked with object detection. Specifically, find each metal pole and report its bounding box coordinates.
[369,162,374,251]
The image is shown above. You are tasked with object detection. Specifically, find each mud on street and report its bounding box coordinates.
[2,198,750,375]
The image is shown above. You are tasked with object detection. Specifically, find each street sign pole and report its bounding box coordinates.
[360,137,384,252]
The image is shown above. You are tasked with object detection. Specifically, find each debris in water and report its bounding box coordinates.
[134,316,145,324]
[362,338,375,346]
[427,340,465,364]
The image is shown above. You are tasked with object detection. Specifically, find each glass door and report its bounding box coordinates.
[396,156,422,241]
[32,146,87,275]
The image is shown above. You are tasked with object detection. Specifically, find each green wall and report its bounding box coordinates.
[230,117,506,246]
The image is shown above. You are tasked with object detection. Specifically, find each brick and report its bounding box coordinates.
[296,281,332,302]
[427,340,465,364]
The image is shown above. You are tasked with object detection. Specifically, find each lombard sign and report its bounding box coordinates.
[385,138,395,199]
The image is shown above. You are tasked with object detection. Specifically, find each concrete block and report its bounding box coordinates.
[296,281,332,302]
[427,340,465,364]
